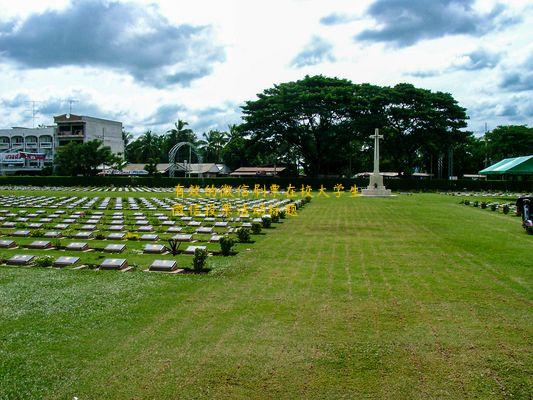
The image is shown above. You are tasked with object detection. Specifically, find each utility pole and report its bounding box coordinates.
[484,122,489,167]
[448,147,453,179]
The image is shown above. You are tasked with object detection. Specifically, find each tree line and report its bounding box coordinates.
[56,75,533,177]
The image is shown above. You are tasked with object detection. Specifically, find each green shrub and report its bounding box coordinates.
[490,203,497,211]
[271,213,280,223]
[251,222,262,234]
[30,229,44,237]
[503,204,510,214]
[237,227,251,243]
[464,200,470,205]
[193,248,209,271]
[261,215,272,228]
[34,256,53,268]
[481,202,487,209]
[473,201,478,207]
[278,210,286,219]
[126,232,139,241]
[219,236,235,256]
[94,233,105,240]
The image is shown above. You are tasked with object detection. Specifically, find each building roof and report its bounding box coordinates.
[479,155,533,175]
[173,163,229,174]
[355,172,399,178]
[122,163,169,173]
[54,114,122,125]
[230,166,286,176]
[122,163,230,174]
[463,174,487,179]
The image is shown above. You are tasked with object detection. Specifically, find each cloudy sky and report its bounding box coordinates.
[0,0,531,137]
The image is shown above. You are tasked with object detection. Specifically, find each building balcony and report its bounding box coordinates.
[0,143,9,148]
[57,131,84,137]
[39,142,53,148]
[25,142,38,148]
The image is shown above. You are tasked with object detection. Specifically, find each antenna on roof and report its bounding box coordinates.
[24,100,41,128]
[66,98,78,115]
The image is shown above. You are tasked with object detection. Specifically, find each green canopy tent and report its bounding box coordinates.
[479,155,533,176]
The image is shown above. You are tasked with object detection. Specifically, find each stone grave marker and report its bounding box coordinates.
[149,259,177,272]
[53,256,79,268]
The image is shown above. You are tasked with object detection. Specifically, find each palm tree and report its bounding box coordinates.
[122,130,133,147]
[138,130,160,161]
[198,130,228,163]
[163,120,197,162]
[166,120,196,146]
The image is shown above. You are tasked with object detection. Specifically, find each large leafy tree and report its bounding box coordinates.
[241,76,469,176]
[221,124,251,170]
[379,84,468,176]
[54,140,118,176]
[241,75,380,176]
[485,125,533,163]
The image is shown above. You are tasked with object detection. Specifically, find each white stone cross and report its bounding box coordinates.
[370,128,383,175]
[362,128,391,196]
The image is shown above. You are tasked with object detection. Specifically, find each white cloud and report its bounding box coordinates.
[0,0,531,136]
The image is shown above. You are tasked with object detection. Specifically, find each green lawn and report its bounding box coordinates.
[0,193,531,399]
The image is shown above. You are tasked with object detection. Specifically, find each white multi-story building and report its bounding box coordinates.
[0,114,123,174]
[54,114,124,154]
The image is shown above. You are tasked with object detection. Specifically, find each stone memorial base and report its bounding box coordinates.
[362,187,392,197]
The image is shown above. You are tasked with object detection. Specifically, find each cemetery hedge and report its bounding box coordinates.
[0,175,531,191]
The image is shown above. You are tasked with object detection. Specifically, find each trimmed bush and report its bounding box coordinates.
[481,202,487,209]
[34,256,53,268]
[261,215,272,228]
[490,203,497,211]
[219,236,235,256]
[251,222,262,234]
[30,229,44,237]
[125,233,139,241]
[193,248,209,271]
[278,210,286,219]
[503,204,510,214]
[237,227,251,243]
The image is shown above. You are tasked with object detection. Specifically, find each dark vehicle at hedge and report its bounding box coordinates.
[516,196,533,234]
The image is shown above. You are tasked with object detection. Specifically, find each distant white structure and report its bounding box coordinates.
[175,163,231,177]
[362,128,392,197]
[120,163,231,177]
[0,126,55,173]
[54,114,124,154]
[230,166,286,177]
[0,114,124,174]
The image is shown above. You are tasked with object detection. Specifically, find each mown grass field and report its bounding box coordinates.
[0,193,531,399]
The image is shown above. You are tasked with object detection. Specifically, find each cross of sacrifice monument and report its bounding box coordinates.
[362,128,392,197]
